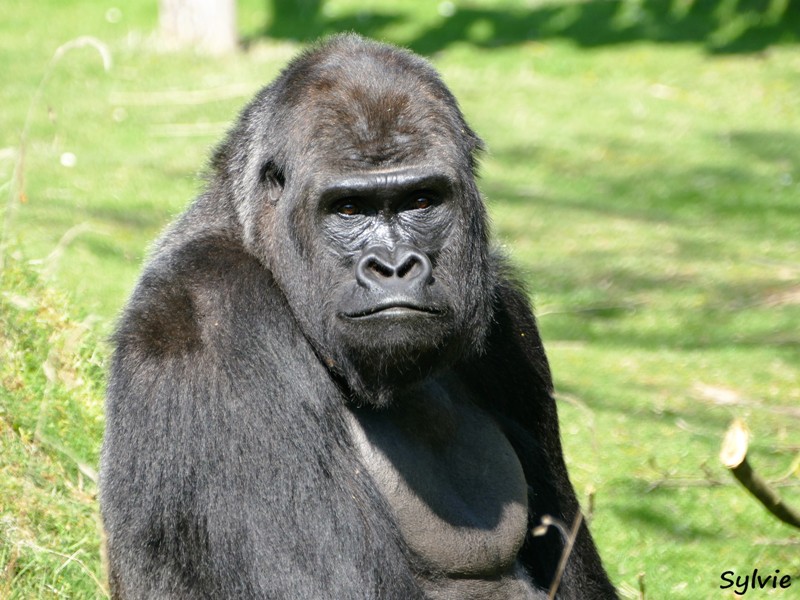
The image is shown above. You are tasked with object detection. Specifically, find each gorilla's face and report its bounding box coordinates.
[316,164,462,379]
[229,39,494,405]
[320,166,456,334]
[263,159,492,406]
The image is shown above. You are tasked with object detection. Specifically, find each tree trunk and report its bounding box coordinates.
[159,0,237,54]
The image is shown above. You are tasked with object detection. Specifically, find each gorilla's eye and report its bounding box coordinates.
[413,197,431,210]
[407,194,436,211]
[334,200,361,216]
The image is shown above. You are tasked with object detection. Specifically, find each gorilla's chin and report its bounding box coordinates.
[329,315,459,407]
[338,359,439,408]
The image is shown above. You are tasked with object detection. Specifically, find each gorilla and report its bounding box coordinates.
[100,34,617,599]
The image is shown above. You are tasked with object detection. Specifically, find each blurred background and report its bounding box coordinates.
[1,0,798,597]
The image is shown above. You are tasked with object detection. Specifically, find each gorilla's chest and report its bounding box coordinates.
[346,378,529,579]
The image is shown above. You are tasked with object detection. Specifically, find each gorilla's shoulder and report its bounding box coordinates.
[114,234,284,358]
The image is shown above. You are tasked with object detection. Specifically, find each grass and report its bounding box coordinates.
[0,251,105,597]
[1,0,798,597]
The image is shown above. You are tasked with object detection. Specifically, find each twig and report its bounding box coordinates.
[148,122,229,137]
[532,511,584,599]
[1,36,110,272]
[694,383,800,418]
[645,458,726,491]
[555,391,599,459]
[753,537,800,546]
[18,541,108,597]
[720,419,800,529]
[28,222,97,277]
[33,431,98,484]
[109,83,254,106]
[645,477,726,492]
[538,301,643,317]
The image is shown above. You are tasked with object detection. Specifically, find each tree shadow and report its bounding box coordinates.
[255,9,403,45]
[480,128,800,359]
[609,499,725,540]
[729,130,800,172]
[486,129,800,224]
[257,0,799,55]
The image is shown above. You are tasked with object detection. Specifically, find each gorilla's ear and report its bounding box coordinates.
[260,160,286,204]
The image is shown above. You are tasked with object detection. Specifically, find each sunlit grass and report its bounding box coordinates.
[1,0,798,597]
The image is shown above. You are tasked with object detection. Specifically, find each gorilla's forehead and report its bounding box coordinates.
[283,53,463,169]
[299,91,458,169]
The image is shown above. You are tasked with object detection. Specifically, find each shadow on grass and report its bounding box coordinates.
[609,501,725,540]
[256,0,799,55]
[730,131,800,171]
[487,128,800,223]
[481,128,800,358]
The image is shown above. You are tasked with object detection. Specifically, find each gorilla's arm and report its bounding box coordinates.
[457,276,618,599]
[100,233,425,600]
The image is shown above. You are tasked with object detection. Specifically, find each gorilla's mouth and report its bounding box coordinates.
[342,302,443,320]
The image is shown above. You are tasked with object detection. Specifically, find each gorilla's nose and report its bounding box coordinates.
[356,245,433,292]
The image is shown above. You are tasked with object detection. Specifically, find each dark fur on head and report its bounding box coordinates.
[213,34,493,405]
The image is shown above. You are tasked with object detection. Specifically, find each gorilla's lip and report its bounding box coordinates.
[341,302,443,320]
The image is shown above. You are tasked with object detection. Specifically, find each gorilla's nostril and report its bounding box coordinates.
[396,255,420,279]
[355,247,433,290]
[367,258,394,279]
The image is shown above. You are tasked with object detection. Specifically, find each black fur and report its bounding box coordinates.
[100,34,617,599]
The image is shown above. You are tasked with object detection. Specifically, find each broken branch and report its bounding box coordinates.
[720,419,800,530]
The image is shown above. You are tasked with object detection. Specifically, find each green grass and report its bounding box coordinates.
[1,0,798,597]
[0,251,105,597]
